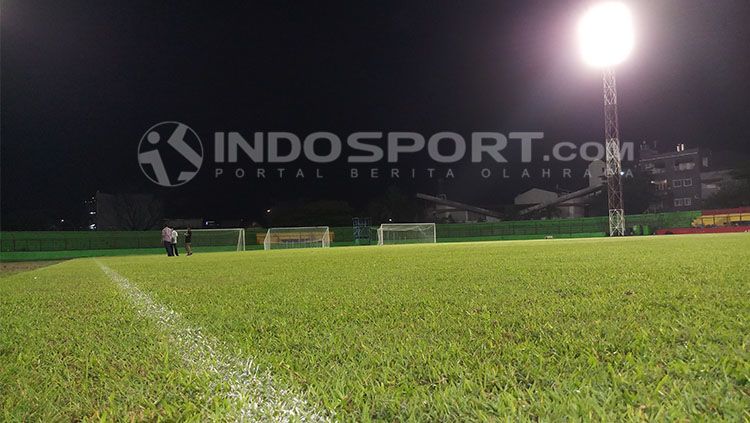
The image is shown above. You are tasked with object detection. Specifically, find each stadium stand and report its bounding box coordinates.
[691,207,750,227]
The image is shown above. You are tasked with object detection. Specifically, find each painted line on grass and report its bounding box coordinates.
[96,260,330,422]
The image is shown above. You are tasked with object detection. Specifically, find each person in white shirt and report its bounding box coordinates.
[161,226,174,256]
[171,228,179,256]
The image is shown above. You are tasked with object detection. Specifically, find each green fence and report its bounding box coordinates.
[327,211,699,243]
[0,230,258,253]
[0,211,700,259]
[432,211,699,242]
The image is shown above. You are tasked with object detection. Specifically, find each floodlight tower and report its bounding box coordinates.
[578,1,634,236]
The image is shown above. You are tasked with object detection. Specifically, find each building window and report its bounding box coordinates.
[674,197,692,207]
[673,179,682,188]
[674,161,696,171]
[653,179,668,191]
[683,178,692,187]
[703,157,709,167]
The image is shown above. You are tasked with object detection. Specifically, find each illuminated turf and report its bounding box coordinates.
[1,234,748,420]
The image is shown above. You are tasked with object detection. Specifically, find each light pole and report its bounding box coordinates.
[578,1,634,236]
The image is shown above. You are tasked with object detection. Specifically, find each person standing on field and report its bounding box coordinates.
[185,227,193,256]
[171,228,179,256]
[161,225,174,256]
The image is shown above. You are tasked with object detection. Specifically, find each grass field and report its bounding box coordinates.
[1,234,748,420]
[0,245,262,262]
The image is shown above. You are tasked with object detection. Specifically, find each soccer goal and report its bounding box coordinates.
[263,226,331,250]
[187,228,246,251]
[377,223,436,246]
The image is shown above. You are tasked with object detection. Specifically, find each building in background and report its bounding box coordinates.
[514,188,559,212]
[427,194,500,223]
[513,160,605,219]
[638,142,747,212]
[638,142,708,211]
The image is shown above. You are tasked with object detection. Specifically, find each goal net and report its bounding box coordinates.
[377,223,436,246]
[184,228,245,252]
[263,227,331,250]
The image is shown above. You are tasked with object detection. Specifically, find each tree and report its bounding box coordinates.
[269,200,354,227]
[588,170,656,215]
[703,164,750,208]
[366,186,420,224]
[96,192,165,230]
[623,170,659,214]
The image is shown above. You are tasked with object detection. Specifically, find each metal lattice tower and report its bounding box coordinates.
[602,68,625,236]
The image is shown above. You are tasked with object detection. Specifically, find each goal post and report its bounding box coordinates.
[185,228,245,251]
[263,226,331,250]
[377,223,436,246]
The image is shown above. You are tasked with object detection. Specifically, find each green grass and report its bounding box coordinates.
[1,236,602,262]
[0,245,262,262]
[1,234,748,420]
[0,260,225,420]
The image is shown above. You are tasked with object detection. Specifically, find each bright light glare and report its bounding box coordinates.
[578,2,634,68]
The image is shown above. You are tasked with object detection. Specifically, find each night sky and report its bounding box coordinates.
[2,0,749,228]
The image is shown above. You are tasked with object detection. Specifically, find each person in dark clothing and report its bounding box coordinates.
[185,227,193,256]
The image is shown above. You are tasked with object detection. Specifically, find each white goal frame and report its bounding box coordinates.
[377,223,437,246]
[188,228,246,251]
[263,226,331,250]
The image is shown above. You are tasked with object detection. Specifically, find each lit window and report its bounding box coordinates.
[674,161,696,171]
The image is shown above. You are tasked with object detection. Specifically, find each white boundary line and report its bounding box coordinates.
[96,260,330,422]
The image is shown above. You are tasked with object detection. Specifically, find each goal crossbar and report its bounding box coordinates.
[184,228,246,251]
[377,223,436,246]
[264,226,331,250]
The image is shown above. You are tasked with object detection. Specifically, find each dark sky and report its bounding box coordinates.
[2,0,749,226]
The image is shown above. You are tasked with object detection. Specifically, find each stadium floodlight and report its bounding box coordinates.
[578,1,634,236]
[264,226,331,250]
[577,1,634,68]
[189,228,246,251]
[377,223,436,246]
